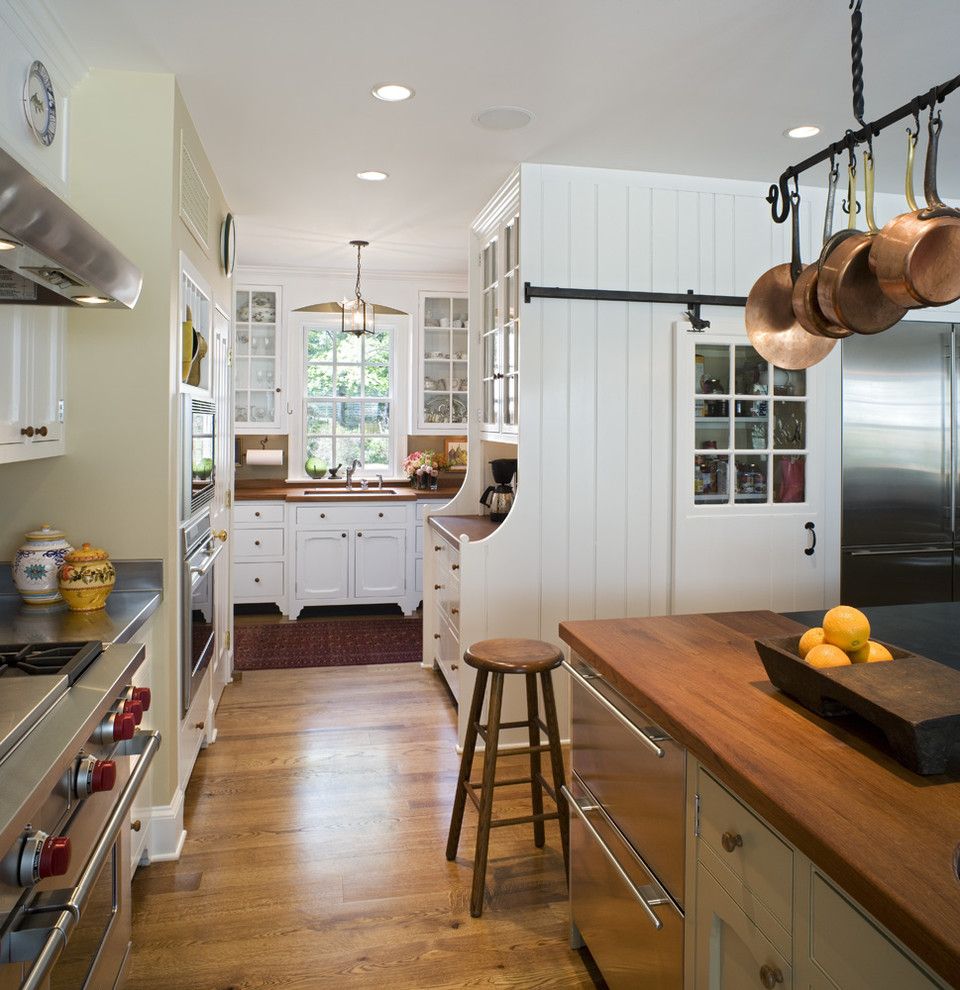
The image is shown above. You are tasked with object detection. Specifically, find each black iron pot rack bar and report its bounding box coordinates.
[767,75,960,223]
[524,282,747,330]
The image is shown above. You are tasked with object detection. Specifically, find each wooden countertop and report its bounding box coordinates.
[235,480,462,502]
[428,514,499,546]
[559,611,960,987]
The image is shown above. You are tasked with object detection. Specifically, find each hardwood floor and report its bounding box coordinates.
[129,662,602,989]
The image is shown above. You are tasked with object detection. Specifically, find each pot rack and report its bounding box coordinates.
[767,1,960,223]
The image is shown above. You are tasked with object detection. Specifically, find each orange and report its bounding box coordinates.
[805,644,853,669]
[798,627,825,658]
[822,605,870,653]
[848,642,871,663]
[865,641,893,663]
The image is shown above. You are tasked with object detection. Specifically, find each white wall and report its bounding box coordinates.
[236,265,466,478]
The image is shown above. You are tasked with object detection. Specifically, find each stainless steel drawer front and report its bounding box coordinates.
[566,656,686,904]
[568,775,683,990]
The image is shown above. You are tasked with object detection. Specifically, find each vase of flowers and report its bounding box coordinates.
[403,450,447,490]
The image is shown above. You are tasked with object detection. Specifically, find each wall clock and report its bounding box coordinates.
[23,60,57,147]
[220,213,236,278]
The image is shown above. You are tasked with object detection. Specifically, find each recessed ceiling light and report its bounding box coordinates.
[0,237,21,250]
[472,106,534,131]
[73,294,111,305]
[784,125,820,139]
[357,170,389,182]
[371,83,414,102]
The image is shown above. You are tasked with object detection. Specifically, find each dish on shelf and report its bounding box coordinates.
[450,397,467,423]
[236,305,250,322]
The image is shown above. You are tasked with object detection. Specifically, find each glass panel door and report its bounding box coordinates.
[235,288,279,431]
[480,237,500,429]
[501,215,520,430]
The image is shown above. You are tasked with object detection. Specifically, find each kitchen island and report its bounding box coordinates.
[560,609,960,989]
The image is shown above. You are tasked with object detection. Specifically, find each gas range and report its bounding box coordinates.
[0,639,160,989]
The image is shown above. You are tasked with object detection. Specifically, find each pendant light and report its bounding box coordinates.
[342,239,372,336]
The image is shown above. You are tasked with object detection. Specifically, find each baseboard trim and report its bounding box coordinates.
[144,786,186,863]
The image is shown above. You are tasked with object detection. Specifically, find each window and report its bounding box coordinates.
[303,322,394,474]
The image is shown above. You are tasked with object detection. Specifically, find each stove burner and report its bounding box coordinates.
[0,641,104,684]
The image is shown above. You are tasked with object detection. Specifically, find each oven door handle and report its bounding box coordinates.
[562,660,667,758]
[190,541,225,580]
[16,730,160,990]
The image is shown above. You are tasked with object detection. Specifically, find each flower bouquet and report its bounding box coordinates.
[403,450,447,490]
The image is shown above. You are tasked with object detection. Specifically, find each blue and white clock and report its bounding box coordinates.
[23,60,57,147]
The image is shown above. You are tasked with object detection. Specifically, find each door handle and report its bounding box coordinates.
[804,521,816,556]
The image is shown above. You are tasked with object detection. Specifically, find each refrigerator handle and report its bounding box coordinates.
[952,327,957,536]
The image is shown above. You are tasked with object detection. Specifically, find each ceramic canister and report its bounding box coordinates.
[13,526,73,606]
[58,543,116,612]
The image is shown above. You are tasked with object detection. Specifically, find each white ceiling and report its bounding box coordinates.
[44,0,960,276]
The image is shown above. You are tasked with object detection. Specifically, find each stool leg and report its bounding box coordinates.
[525,672,545,848]
[446,668,488,861]
[470,671,504,918]
[540,669,569,880]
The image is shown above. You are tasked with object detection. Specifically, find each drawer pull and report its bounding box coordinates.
[562,785,667,931]
[320,512,326,518]
[721,831,744,853]
[36,425,48,437]
[562,661,667,759]
[357,532,362,537]
[131,819,142,832]
[254,577,260,583]
[451,563,459,570]
[759,964,784,988]
[451,607,459,615]
[451,663,459,670]
[341,532,347,538]
[254,540,261,546]
[434,584,443,590]
[434,633,441,640]
[255,511,260,517]
[378,512,384,518]
[195,721,205,730]
[20,426,34,437]
[434,545,442,552]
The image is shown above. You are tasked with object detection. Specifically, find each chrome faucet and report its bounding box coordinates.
[345,459,361,490]
[376,474,384,490]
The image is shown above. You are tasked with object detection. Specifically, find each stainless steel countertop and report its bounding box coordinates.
[0,560,163,646]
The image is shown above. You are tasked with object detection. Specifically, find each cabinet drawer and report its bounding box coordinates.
[570,656,686,904]
[698,769,793,934]
[808,871,941,990]
[436,611,461,700]
[235,502,284,524]
[234,528,284,557]
[234,560,284,598]
[295,503,408,527]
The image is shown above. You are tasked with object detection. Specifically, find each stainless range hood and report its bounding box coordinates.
[0,145,142,309]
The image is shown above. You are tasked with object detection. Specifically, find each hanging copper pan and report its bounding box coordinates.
[817,149,907,334]
[746,193,836,370]
[792,160,854,340]
[869,111,960,308]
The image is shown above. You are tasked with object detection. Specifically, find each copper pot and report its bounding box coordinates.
[792,161,854,341]
[817,149,906,335]
[869,112,960,308]
[746,192,836,370]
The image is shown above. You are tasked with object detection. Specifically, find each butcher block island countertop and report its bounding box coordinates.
[559,610,960,987]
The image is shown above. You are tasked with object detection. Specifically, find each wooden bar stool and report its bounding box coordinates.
[445,638,569,918]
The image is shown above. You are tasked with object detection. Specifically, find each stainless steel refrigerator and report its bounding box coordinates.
[841,320,959,606]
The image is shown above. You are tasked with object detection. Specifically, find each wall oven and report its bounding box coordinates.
[181,513,222,716]
[181,396,216,521]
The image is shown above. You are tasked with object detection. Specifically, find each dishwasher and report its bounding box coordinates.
[562,654,686,989]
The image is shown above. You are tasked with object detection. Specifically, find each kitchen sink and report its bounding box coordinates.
[300,487,401,496]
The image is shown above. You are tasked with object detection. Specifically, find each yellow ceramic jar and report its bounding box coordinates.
[58,543,116,612]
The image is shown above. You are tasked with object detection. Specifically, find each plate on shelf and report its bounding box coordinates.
[451,397,467,423]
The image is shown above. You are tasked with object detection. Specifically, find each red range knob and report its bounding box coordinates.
[95,711,135,744]
[122,699,144,725]
[75,756,117,798]
[37,836,71,880]
[130,687,151,712]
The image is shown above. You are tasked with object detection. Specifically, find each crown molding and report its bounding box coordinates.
[3,0,88,90]
[236,263,467,284]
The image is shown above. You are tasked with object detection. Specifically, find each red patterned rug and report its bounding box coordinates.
[234,617,423,671]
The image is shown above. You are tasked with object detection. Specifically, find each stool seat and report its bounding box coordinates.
[464,638,563,675]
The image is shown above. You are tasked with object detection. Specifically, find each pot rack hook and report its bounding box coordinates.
[683,288,710,331]
[841,132,861,215]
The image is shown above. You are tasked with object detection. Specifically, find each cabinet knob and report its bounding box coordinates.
[450,663,459,671]
[434,584,443,590]
[357,532,362,537]
[759,964,784,988]
[378,512,384,518]
[131,818,142,832]
[255,511,261,517]
[433,633,441,640]
[451,563,459,571]
[341,533,346,538]
[254,540,261,546]
[195,721,205,730]
[434,545,442,552]
[36,425,48,437]
[254,577,260,583]
[275,387,281,393]
[721,831,743,853]
[214,530,228,542]
[20,426,34,437]
[320,512,326,518]
[451,607,459,615]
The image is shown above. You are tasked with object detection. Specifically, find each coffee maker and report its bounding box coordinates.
[480,458,517,523]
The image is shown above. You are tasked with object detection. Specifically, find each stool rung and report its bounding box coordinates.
[491,810,560,829]
[465,777,532,793]
[474,719,534,740]
[536,774,558,803]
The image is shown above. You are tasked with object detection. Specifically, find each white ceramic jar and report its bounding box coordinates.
[12,525,73,606]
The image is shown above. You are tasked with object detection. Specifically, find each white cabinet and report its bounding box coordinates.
[0,307,65,463]
[354,529,406,597]
[290,501,418,618]
[416,292,469,432]
[296,529,350,600]
[234,285,284,433]
[233,500,287,614]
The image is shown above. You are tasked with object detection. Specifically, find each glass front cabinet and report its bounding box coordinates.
[692,341,808,506]
[234,285,285,434]
[416,292,469,432]
[479,212,520,439]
